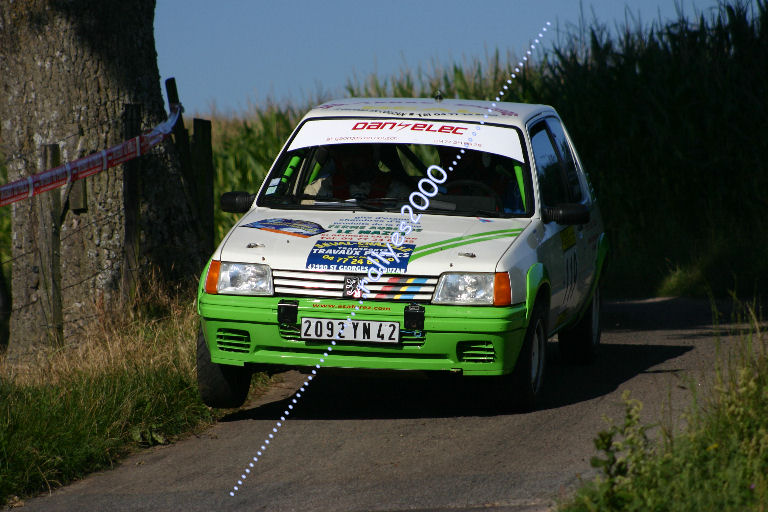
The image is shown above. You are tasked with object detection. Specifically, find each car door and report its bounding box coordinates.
[545,118,599,311]
[528,120,573,332]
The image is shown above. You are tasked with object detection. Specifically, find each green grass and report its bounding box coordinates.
[559,299,768,511]
[0,282,268,507]
[0,368,207,502]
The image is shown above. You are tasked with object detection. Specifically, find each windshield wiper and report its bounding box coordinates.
[355,198,404,211]
[292,197,386,211]
[450,208,503,218]
[342,198,386,211]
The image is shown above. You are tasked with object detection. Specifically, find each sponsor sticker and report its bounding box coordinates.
[242,218,328,238]
[287,118,525,162]
[560,225,577,251]
[305,240,415,273]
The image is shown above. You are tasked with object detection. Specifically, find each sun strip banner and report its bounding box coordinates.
[0,103,182,208]
[287,118,525,162]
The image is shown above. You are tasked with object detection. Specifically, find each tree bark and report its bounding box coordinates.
[0,0,204,354]
[0,264,9,349]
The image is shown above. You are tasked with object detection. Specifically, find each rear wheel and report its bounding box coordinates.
[498,303,547,411]
[197,328,251,408]
[559,287,601,364]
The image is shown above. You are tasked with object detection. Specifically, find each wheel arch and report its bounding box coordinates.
[196,258,214,316]
[525,262,551,322]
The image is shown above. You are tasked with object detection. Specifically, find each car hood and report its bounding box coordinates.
[215,208,530,276]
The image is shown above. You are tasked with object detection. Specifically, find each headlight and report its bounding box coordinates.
[205,261,273,295]
[432,272,512,306]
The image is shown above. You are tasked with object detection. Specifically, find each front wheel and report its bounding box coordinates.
[497,303,547,412]
[559,287,601,364]
[197,328,252,408]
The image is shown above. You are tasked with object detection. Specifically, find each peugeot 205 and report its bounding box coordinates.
[196,98,608,411]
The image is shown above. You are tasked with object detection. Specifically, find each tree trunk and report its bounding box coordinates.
[0,264,9,349]
[0,0,204,355]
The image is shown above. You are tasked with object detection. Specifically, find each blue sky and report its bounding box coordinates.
[154,0,723,115]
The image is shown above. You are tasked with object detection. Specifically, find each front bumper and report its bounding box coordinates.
[198,294,528,376]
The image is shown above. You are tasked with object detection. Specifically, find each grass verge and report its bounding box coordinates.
[0,282,267,507]
[559,299,768,511]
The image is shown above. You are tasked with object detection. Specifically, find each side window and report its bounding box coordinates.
[546,118,583,203]
[530,124,568,206]
[263,151,304,198]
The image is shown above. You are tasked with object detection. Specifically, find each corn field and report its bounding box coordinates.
[209,0,768,297]
[1,1,765,300]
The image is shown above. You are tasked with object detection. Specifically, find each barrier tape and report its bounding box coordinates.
[0,103,182,208]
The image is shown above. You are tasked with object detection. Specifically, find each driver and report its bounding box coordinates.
[305,144,407,200]
[438,148,525,213]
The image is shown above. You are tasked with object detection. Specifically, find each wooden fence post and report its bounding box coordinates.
[164,78,196,198]
[38,144,63,345]
[192,118,214,254]
[122,103,141,300]
[0,246,10,348]
[165,78,214,257]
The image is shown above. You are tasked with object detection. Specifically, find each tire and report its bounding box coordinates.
[558,287,601,365]
[197,327,252,408]
[498,302,547,412]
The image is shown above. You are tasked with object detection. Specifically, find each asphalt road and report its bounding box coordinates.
[20,297,734,511]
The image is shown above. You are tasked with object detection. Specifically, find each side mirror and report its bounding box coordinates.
[542,203,590,225]
[220,191,256,213]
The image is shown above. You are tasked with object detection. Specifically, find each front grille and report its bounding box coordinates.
[216,328,251,353]
[399,330,427,347]
[279,322,425,347]
[272,269,437,301]
[278,323,302,341]
[457,340,495,363]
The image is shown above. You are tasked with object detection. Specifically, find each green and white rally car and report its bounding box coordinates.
[196,98,608,411]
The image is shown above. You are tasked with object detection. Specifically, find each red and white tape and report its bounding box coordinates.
[0,103,182,208]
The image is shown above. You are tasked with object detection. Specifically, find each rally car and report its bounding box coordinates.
[196,97,608,411]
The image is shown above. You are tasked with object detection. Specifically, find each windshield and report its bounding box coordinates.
[257,118,532,218]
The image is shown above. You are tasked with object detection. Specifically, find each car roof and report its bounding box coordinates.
[303,97,557,129]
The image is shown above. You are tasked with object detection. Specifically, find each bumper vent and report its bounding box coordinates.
[457,341,496,363]
[216,328,251,353]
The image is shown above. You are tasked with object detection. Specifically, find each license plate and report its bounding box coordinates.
[300,317,400,343]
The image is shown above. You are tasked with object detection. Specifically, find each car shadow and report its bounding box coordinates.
[538,342,691,410]
[223,298,718,421]
[603,296,731,332]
